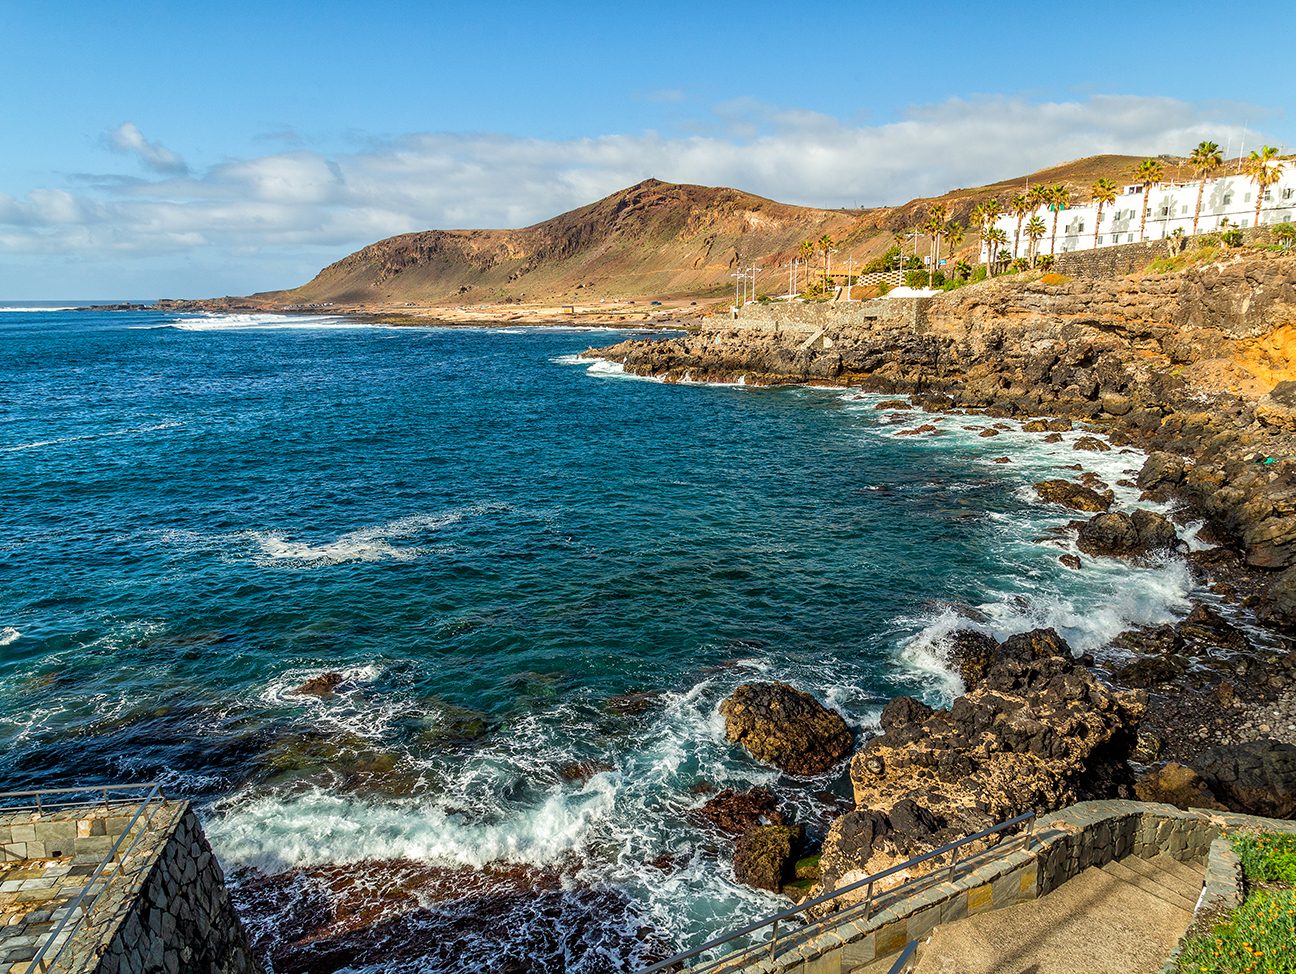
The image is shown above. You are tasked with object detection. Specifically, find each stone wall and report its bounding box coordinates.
[721,297,929,336]
[88,804,261,974]
[1052,227,1269,278]
[745,800,1296,974]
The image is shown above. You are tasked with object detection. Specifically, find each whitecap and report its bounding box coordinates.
[0,627,20,646]
[156,312,382,332]
[246,512,466,567]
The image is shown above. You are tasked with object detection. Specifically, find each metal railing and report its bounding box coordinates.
[642,811,1036,974]
[0,783,167,974]
[887,940,919,973]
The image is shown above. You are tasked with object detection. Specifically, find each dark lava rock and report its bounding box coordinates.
[698,787,785,835]
[1261,566,1296,628]
[1193,740,1296,819]
[1134,762,1226,811]
[719,682,853,776]
[1024,418,1073,433]
[558,760,615,783]
[1001,627,1073,663]
[295,672,344,697]
[1034,479,1113,512]
[874,400,912,410]
[1059,554,1082,570]
[733,824,804,891]
[879,696,934,734]
[1076,510,1179,558]
[979,428,1001,438]
[605,691,662,716]
[944,629,1001,690]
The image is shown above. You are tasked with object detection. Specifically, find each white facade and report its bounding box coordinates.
[986,168,1296,261]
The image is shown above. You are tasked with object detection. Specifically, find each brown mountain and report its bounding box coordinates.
[220,154,1183,313]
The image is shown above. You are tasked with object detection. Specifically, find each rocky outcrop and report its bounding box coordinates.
[1076,509,1179,558]
[1033,479,1113,512]
[1193,740,1296,819]
[813,630,1145,894]
[697,787,786,835]
[1133,762,1227,811]
[733,825,804,892]
[719,683,853,776]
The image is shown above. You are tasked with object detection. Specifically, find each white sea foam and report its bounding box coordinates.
[247,512,466,566]
[0,306,77,312]
[1,421,182,453]
[0,627,19,647]
[153,312,381,332]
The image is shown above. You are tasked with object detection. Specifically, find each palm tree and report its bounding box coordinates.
[817,234,835,287]
[983,227,1008,274]
[1187,141,1223,234]
[1091,178,1117,249]
[1045,184,1071,256]
[1009,194,1031,261]
[1134,159,1164,241]
[972,199,1002,272]
[1246,146,1285,229]
[941,221,965,268]
[1024,216,1047,267]
[923,204,947,287]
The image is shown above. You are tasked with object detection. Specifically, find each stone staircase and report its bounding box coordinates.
[885,854,1206,974]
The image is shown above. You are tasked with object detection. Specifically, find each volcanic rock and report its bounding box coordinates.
[733,825,804,892]
[296,672,344,697]
[1192,739,1296,819]
[1134,762,1226,811]
[698,787,785,835]
[1034,479,1113,512]
[1076,510,1179,558]
[719,682,853,776]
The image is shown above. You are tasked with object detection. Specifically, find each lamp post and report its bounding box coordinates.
[788,259,798,300]
[844,256,854,302]
[731,270,745,308]
[748,265,760,303]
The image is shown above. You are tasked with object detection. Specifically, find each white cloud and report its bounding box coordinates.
[0,95,1267,295]
[105,122,189,176]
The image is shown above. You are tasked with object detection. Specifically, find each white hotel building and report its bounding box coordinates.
[989,168,1296,261]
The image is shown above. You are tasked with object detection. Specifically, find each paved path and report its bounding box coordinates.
[856,854,1204,974]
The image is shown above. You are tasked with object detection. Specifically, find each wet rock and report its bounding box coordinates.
[558,760,615,783]
[1043,433,1064,443]
[1023,418,1073,433]
[1137,451,1187,492]
[1076,510,1179,558]
[815,632,1145,897]
[895,423,941,437]
[1261,566,1296,628]
[1073,435,1111,453]
[1193,739,1296,819]
[605,691,662,716]
[879,696,934,734]
[978,428,1000,438]
[1059,554,1082,570]
[295,672,344,697]
[1033,479,1113,512]
[719,682,853,776]
[992,456,1012,464]
[1134,762,1226,811]
[733,824,804,892]
[874,400,912,410]
[697,787,785,835]
[943,630,1000,690]
[1178,604,1250,653]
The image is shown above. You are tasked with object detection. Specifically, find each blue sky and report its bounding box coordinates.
[0,0,1289,298]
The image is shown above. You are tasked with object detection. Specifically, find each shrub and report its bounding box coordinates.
[1273,222,1296,249]
[972,265,988,282]
[1036,254,1056,271]
[1040,272,1070,285]
[1221,228,1245,247]
[877,280,892,296]
[1011,257,1030,272]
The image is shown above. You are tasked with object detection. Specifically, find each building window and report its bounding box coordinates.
[1284,188,1294,200]
[1127,234,1135,243]
[1224,193,1233,205]
[1097,236,1104,245]
[1245,192,1252,203]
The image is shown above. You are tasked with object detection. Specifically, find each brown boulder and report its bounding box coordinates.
[698,787,785,835]
[720,683,853,776]
[1077,510,1179,558]
[1033,479,1113,512]
[1134,763,1226,811]
[295,672,345,697]
[733,825,804,891]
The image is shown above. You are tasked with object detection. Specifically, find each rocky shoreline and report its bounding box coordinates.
[587,252,1296,904]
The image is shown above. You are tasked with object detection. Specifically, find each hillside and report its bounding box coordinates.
[204,154,1194,315]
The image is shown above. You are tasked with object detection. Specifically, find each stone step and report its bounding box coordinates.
[1116,854,1204,903]
[1099,859,1197,914]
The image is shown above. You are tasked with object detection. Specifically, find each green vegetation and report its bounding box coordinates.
[1176,831,1296,974]
[1135,158,1165,241]
[1246,147,1285,229]
[1189,141,1223,234]
[1272,222,1296,249]
[1092,178,1117,249]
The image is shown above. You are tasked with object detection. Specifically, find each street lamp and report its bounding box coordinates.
[844,256,854,302]
[788,259,798,301]
[731,270,745,308]
[747,265,761,303]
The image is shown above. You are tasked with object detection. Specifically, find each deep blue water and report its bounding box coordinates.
[0,308,1194,972]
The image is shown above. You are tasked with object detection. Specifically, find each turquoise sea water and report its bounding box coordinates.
[0,308,1197,971]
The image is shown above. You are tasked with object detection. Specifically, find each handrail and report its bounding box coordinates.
[3,783,168,974]
[887,940,919,974]
[641,811,1035,974]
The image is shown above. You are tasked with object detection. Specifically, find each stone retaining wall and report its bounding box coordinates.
[720,298,928,336]
[1052,227,1269,278]
[744,800,1296,974]
[86,804,261,974]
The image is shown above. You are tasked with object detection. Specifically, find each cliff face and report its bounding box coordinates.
[593,253,1296,580]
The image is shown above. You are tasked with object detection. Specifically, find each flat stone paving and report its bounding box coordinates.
[896,854,1204,974]
[0,802,176,974]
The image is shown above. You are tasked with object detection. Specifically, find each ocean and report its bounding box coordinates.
[0,307,1198,971]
